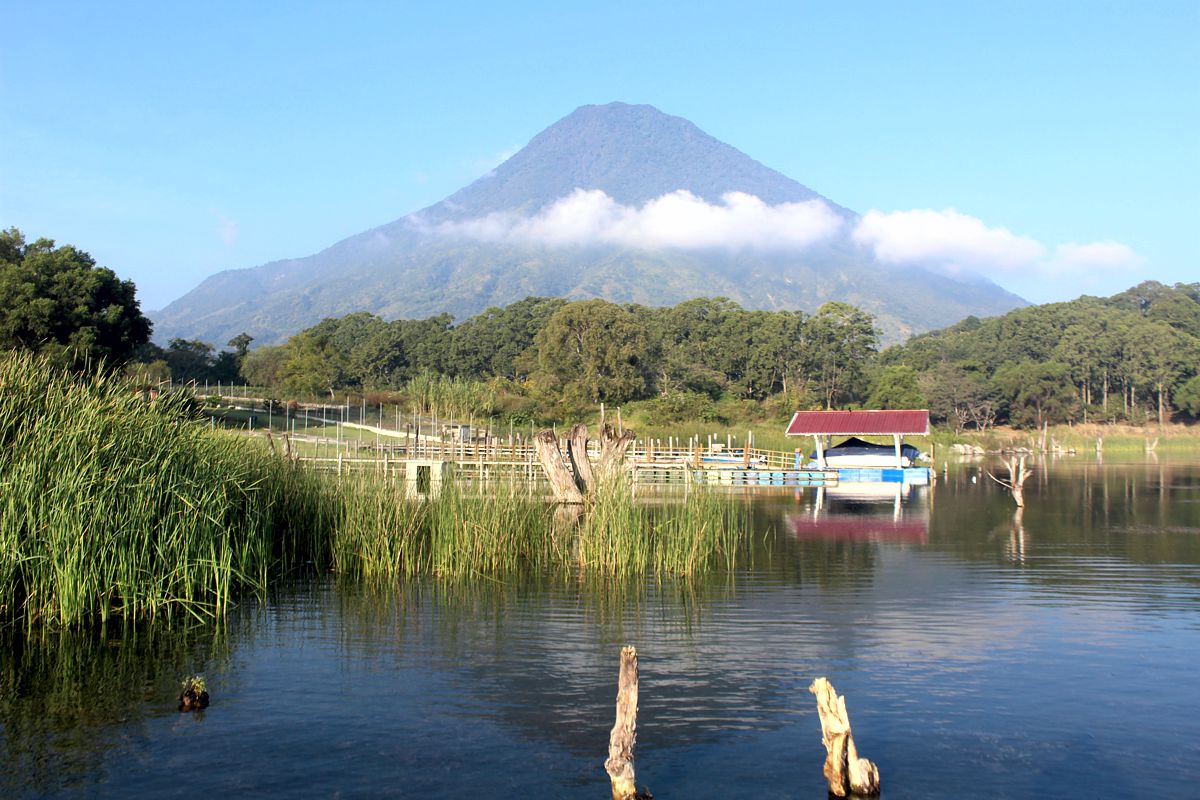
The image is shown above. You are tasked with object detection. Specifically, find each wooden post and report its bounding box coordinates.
[604,646,642,800]
[809,677,880,797]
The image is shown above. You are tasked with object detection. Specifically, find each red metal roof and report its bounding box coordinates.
[785,409,929,436]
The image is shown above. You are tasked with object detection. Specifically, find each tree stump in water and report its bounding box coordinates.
[986,455,1032,507]
[595,423,636,485]
[534,430,585,503]
[178,676,210,712]
[535,424,636,503]
[567,423,595,494]
[809,677,879,797]
[604,646,651,799]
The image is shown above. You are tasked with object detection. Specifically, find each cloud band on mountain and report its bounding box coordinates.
[432,188,844,252]
[430,190,1140,280]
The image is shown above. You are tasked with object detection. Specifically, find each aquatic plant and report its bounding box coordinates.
[0,352,333,627]
[0,353,758,628]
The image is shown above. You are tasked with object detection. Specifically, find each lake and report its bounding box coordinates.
[3,457,1198,798]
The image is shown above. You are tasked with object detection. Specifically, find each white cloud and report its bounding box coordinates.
[852,208,1143,282]
[435,189,843,252]
[474,145,522,177]
[215,213,238,247]
[1053,240,1143,270]
[853,208,1045,270]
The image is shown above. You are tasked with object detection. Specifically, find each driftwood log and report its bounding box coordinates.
[809,677,880,797]
[604,646,650,799]
[535,424,636,503]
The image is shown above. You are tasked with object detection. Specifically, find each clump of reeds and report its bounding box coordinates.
[0,352,333,627]
[575,479,750,577]
[331,477,560,580]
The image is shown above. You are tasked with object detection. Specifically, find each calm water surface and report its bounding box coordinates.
[3,458,1199,798]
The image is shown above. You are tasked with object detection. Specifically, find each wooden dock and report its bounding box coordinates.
[284,435,840,489]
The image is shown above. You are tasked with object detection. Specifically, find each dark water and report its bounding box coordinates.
[3,458,1199,799]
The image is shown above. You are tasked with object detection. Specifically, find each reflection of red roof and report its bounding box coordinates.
[789,515,928,544]
[786,410,929,436]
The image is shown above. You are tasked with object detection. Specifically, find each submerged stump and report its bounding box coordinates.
[178,676,210,712]
[809,677,880,797]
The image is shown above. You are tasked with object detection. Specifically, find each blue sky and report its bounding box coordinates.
[1,1,1196,313]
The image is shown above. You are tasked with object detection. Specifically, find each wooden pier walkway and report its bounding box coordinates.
[285,435,839,489]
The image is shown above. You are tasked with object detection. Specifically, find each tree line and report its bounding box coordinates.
[4,227,1198,429]
[880,280,1200,429]
[232,296,880,415]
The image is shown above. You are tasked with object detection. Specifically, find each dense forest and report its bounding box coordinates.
[5,228,1194,430]
[139,282,1200,429]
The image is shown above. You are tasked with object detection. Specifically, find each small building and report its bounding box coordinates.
[784,409,930,481]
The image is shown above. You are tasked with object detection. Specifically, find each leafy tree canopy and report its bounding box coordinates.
[0,228,151,367]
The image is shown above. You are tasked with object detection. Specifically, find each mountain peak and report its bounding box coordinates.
[432,101,840,219]
[152,103,1025,348]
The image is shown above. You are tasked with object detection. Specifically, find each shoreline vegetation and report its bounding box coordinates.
[1,353,751,629]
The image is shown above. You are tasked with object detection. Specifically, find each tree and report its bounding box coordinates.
[992,361,1079,428]
[803,302,879,409]
[0,228,151,367]
[164,338,216,383]
[241,345,287,389]
[918,363,993,432]
[531,300,648,405]
[449,296,566,379]
[1177,375,1200,418]
[866,365,926,410]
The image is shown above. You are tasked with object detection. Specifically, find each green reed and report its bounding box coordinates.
[0,353,333,627]
[575,479,751,578]
[1,353,758,628]
[331,477,563,580]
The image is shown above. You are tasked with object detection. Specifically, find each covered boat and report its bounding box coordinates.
[810,436,921,468]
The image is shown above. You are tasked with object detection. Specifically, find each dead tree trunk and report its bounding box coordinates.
[567,423,595,494]
[595,423,636,484]
[987,455,1032,507]
[808,677,880,797]
[535,424,635,502]
[534,430,584,503]
[604,646,647,800]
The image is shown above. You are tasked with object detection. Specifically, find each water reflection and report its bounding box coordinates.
[0,623,235,798]
[1,459,1198,798]
[789,483,929,544]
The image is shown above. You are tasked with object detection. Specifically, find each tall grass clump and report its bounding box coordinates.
[0,352,334,627]
[576,479,750,577]
[403,370,497,417]
[332,477,560,580]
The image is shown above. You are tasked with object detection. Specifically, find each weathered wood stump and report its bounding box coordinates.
[809,677,879,797]
[604,646,650,799]
[534,430,585,503]
[178,676,210,712]
[535,424,636,503]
